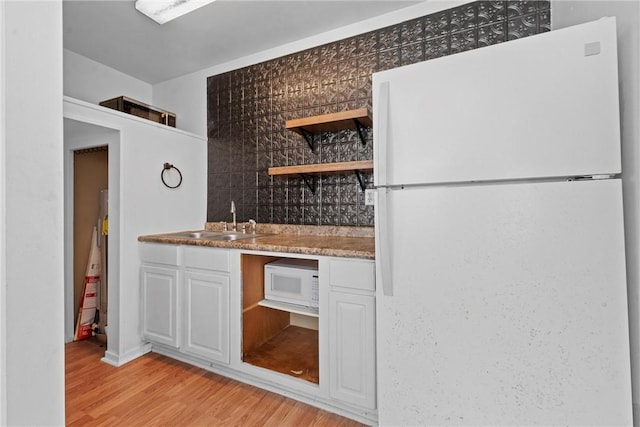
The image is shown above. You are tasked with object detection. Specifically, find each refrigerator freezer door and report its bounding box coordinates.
[375,179,631,425]
[373,18,620,187]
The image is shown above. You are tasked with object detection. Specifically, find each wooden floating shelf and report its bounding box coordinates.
[258,299,319,318]
[279,110,373,192]
[268,160,373,177]
[285,108,372,134]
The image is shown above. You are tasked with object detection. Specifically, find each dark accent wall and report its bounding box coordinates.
[207,1,550,226]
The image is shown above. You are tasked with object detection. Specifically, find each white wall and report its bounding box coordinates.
[152,1,468,137]
[64,49,153,107]
[64,97,207,366]
[3,1,65,425]
[153,72,206,138]
[552,1,640,421]
[0,1,6,424]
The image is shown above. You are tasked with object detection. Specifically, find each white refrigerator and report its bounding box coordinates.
[373,17,632,426]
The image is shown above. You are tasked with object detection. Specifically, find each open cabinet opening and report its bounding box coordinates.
[241,254,319,384]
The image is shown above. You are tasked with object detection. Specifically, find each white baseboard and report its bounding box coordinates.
[101,343,151,367]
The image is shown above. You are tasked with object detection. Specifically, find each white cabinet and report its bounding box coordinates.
[140,243,231,364]
[183,271,229,363]
[329,291,375,408]
[141,266,180,347]
[140,244,181,348]
[182,246,230,364]
[327,258,376,410]
[140,242,377,424]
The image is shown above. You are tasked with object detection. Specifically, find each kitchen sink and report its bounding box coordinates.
[171,230,271,241]
[214,233,253,241]
[176,231,220,238]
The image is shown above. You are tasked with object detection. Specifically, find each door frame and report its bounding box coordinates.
[63,117,119,346]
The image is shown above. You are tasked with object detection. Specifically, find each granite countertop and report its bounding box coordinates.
[138,224,375,260]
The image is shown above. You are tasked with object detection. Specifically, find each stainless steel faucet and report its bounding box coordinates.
[230,200,237,231]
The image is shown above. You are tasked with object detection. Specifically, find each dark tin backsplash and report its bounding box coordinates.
[207,1,550,226]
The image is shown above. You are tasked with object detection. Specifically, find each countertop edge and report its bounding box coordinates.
[137,233,375,260]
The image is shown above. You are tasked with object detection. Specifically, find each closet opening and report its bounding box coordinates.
[72,146,109,347]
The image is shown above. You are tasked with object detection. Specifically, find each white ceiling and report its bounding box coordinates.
[63,0,421,84]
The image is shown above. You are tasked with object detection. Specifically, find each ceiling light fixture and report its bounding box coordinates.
[135,0,217,25]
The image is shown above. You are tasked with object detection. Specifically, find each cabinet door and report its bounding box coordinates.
[183,270,230,364]
[141,264,180,348]
[329,291,376,409]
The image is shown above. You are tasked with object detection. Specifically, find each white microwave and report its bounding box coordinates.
[264,259,319,308]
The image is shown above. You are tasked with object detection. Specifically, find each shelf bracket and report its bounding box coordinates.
[300,174,317,194]
[299,128,317,152]
[353,119,367,146]
[354,170,367,192]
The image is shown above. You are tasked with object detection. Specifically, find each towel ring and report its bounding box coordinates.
[161,163,182,189]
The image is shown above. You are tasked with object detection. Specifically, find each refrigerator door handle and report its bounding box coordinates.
[376,188,393,296]
[374,81,390,187]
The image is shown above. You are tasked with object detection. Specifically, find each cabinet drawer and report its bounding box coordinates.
[140,243,179,265]
[329,259,375,292]
[183,246,230,272]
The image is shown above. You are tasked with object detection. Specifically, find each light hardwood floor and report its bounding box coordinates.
[66,340,365,426]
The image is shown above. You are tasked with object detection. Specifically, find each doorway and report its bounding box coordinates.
[72,147,108,345]
[63,118,118,349]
